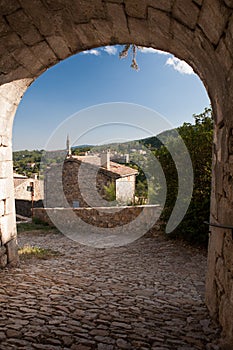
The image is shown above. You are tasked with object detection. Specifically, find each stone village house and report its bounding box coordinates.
[44,150,138,209]
[14,173,44,217]
[0,0,233,343]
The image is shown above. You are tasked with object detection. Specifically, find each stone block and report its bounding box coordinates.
[69,0,105,23]
[216,256,225,291]
[171,20,195,51]
[91,19,115,44]
[215,167,224,199]
[46,35,71,60]
[7,9,42,46]
[0,78,31,102]
[148,0,172,12]
[0,200,4,216]
[0,253,7,268]
[53,14,82,54]
[216,38,233,74]
[205,270,218,318]
[0,0,20,15]
[0,135,11,147]
[209,226,224,259]
[225,14,233,58]
[219,295,233,340]
[0,161,12,180]
[0,178,14,200]
[210,189,218,222]
[124,0,147,18]
[6,237,19,266]
[224,0,233,8]
[223,232,233,273]
[0,16,11,37]
[20,0,55,36]
[12,46,44,76]
[43,0,65,11]
[0,213,16,245]
[0,53,18,75]
[0,246,6,256]
[0,31,23,58]
[230,279,233,304]
[148,7,172,49]
[198,0,229,45]
[106,3,130,42]
[173,0,200,29]
[128,18,150,45]
[0,65,33,86]
[218,197,233,226]
[0,147,12,163]
[4,197,14,216]
[75,23,102,49]
[193,0,203,5]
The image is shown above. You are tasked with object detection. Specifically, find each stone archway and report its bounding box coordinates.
[0,0,232,342]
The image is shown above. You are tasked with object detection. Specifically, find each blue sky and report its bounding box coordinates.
[13,45,210,151]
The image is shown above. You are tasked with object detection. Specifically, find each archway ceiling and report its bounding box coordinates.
[0,0,232,103]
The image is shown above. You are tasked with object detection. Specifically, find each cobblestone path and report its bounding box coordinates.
[0,229,221,350]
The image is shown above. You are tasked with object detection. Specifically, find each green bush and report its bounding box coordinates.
[154,107,213,247]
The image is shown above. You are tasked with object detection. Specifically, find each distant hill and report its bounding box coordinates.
[12,128,177,175]
[140,128,177,149]
[72,144,94,149]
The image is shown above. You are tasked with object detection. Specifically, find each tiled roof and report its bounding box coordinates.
[67,156,138,178]
[107,161,138,177]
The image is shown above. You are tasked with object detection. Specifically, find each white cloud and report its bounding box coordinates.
[103,46,118,55]
[140,47,170,55]
[166,57,194,75]
[82,49,101,56]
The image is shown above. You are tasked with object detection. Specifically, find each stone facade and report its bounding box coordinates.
[14,175,44,217]
[14,176,44,202]
[0,0,232,343]
[33,205,159,231]
[15,199,43,218]
[45,156,137,208]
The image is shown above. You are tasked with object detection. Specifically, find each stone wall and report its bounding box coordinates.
[0,0,232,342]
[0,79,32,268]
[45,158,135,208]
[15,199,43,218]
[33,205,160,231]
[205,121,233,344]
[14,178,44,201]
[116,176,135,204]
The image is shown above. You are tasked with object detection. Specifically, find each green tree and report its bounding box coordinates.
[103,182,116,202]
[154,107,213,247]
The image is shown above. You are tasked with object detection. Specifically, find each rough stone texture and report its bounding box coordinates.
[14,177,44,202]
[0,0,231,343]
[0,79,31,269]
[45,157,137,208]
[34,205,159,229]
[5,237,19,266]
[15,199,43,218]
[0,228,222,349]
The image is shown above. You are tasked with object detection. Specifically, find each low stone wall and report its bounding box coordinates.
[34,205,161,230]
[0,238,19,268]
[15,199,43,218]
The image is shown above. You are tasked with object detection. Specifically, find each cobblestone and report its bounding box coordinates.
[0,229,221,349]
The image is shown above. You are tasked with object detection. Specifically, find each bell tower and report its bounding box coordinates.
[66,134,71,157]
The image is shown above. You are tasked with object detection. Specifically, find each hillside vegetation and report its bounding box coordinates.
[151,107,213,247]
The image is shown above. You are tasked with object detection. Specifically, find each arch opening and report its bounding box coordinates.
[0,0,232,343]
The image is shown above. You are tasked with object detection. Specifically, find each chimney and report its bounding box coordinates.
[100,150,111,170]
